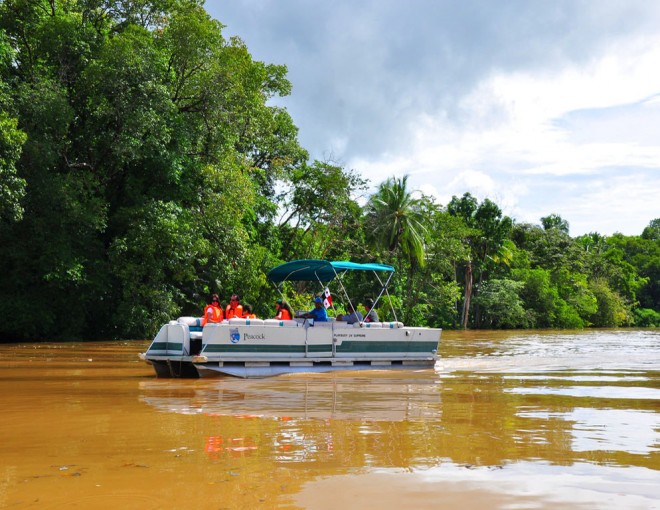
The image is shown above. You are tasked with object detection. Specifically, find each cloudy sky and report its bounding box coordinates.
[206,0,659,236]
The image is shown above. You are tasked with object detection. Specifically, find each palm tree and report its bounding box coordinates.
[364,176,428,318]
[364,175,427,267]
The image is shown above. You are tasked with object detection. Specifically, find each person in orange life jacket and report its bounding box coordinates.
[202,294,224,326]
[225,294,243,319]
[274,299,293,320]
[241,304,256,319]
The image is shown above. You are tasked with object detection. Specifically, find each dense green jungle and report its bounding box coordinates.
[0,0,658,341]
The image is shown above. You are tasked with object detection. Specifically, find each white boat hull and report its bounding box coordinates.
[141,318,440,378]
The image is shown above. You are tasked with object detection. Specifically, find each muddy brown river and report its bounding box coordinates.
[1,329,658,509]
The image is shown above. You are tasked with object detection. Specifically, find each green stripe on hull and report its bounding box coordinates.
[307,344,332,353]
[336,341,438,354]
[202,341,436,356]
[204,344,307,354]
[148,342,183,352]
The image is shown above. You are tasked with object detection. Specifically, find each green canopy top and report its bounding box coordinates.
[267,259,395,283]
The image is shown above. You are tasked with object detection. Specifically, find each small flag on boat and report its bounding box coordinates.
[323,287,332,309]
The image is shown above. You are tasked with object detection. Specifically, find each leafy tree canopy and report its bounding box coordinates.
[0,1,657,339]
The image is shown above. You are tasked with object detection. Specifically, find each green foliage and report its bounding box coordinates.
[641,218,660,241]
[447,192,513,328]
[588,278,632,327]
[599,234,647,303]
[401,273,462,328]
[362,175,430,324]
[364,175,427,269]
[109,201,203,337]
[553,268,597,319]
[0,111,27,221]
[605,226,660,313]
[0,0,304,340]
[412,208,469,328]
[0,0,657,340]
[511,268,588,328]
[0,29,27,222]
[512,223,585,273]
[375,294,404,323]
[553,300,586,329]
[472,279,529,329]
[633,308,660,327]
[279,160,366,260]
[541,213,569,234]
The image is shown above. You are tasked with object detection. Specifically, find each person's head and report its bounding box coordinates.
[314,296,323,307]
[211,293,220,305]
[230,294,240,307]
[243,303,252,313]
[275,299,282,309]
[364,298,374,310]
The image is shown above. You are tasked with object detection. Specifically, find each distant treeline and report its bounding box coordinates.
[0,1,658,341]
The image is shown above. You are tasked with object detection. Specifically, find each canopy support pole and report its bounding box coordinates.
[371,271,398,323]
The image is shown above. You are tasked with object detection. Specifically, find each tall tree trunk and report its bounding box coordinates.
[461,261,473,329]
[474,268,484,328]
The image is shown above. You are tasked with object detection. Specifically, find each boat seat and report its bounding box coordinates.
[202,321,228,329]
[333,322,353,329]
[263,319,299,327]
[177,316,203,327]
[190,331,203,340]
[383,321,404,329]
[228,318,265,326]
[361,322,382,328]
[311,321,333,328]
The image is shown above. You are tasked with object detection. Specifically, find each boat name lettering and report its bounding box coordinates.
[244,333,265,340]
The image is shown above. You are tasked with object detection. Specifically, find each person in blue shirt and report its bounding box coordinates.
[297,296,328,322]
[336,300,363,324]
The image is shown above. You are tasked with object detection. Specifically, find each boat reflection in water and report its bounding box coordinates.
[141,370,442,465]
[139,371,445,465]
[138,371,443,423]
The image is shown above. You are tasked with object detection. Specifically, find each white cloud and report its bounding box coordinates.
[344,33,660,234]
[209,0,660,235]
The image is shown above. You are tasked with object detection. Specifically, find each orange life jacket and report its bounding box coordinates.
[225,304,243,320]
[242,312,256,319]
[276,308,292,321]
[202,304,223,326]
